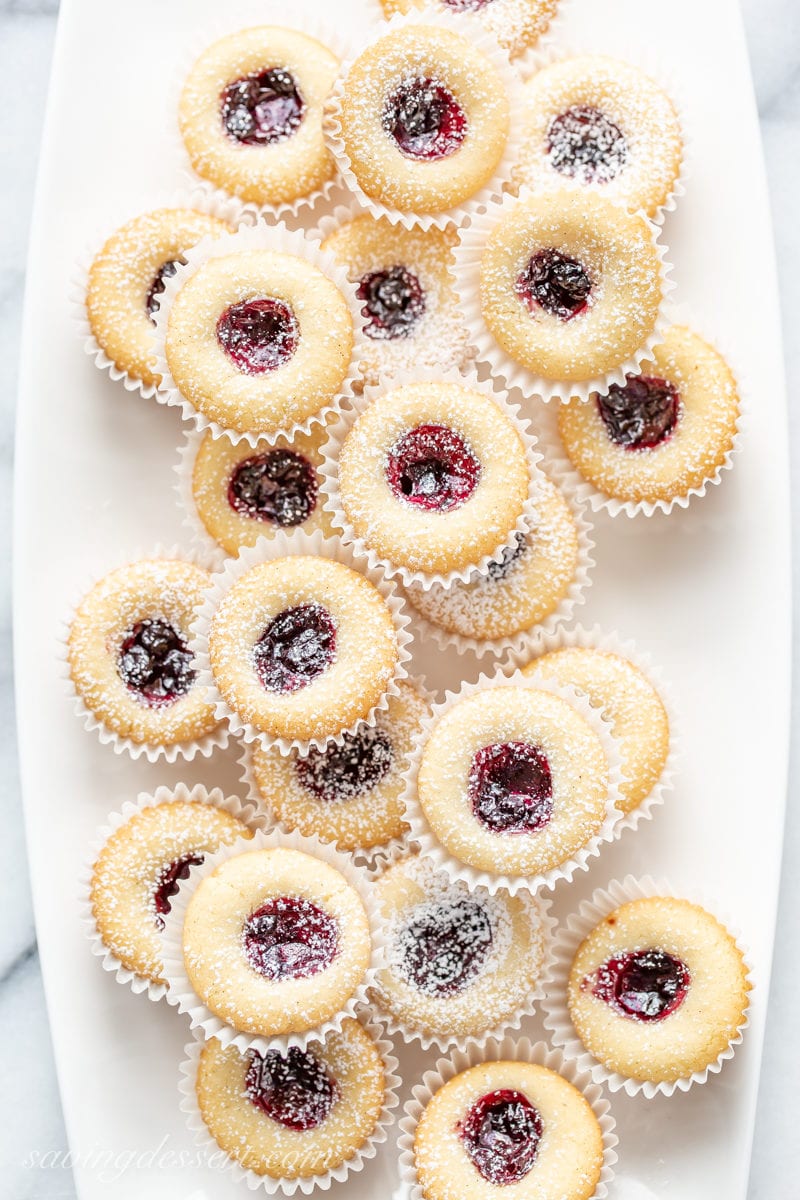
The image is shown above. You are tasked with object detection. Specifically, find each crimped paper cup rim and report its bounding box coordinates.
[396,1036,619,1200]
[150,222,368,447]
[80,782,267,1002]
[402,668,626,895]
[319,363,543,589]
[160,826,388,1054]
[174,428,230,573]
[323,7,525,232]
[540,873,753,1098]
[190,529,414,755]
[58,543,230,763]
[454,187,676,403]
[178,1013,401,1195]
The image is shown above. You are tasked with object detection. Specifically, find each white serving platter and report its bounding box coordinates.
[14,0,789,1197]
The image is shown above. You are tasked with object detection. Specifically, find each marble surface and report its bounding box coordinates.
[1,0,797,1196]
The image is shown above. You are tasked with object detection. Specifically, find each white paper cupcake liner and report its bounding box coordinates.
[58,543,231,763]
[402,669,626,895]
[80,783,267,1002]
[160,826,388,1055]
[530,302,747,516]
[174,429,232,573]
[454,187,675,404]
[72,182,256,401]
[178,1013,401,1195]
[323,8,525,232]
[540,874,753,1098]
[319,363,543,590]
[396,1036,618,1200]
[401,459,595,659]
[150,221,369,447]
[505,622,680,838]
[191,529,415,756]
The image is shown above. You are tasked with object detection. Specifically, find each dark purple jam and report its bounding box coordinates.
[117,618,195,707]
[221,68,304,145]
[216,297,298,374]
[486,532,528,582]
[469,742,553,835]
[516,248,593,321]
[294,726,394,802]
[588,949,691,1021]
[152,854,205,930]
[245,1046,338,1130]
[459,1089,543,1185]
[397,899,493,996]
[547,105,628,185]
[252,603,336,695]
[243,896,339,980]
[442,0,492,8]
[228,450,317,527]
[357,265,426,340]
[383,77,467,161]
[146,257,184,320]
[597,375,681,450]
[385,424,480,512]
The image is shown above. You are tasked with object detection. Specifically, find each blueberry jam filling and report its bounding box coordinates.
[397,899,493,997]
[357,265,426,340]
[243,896,339,980]
[460,1089,543,1185]
[117,619,195,706]
[246,1046,338,1131]
[516,249,593,321]
[152,854,204,930]
[228,450,317,527]
[253,603,336,695]
[221,68,304,145]
[442,0,492,8]
[486,532,528,582]
[597,375,681,450]
[146,257,185,321]
[383,77,467,161]
[588,948,691,1021]
[216,297,298,374]
[469,742,553,835]
[385,424,480,512]
[295,726,394,802]
[547,105,628,185]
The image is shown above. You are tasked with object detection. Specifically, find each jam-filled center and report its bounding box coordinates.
[469,741,553,835]
[246,1046,339,1130]
[295,726,394,802]
[597,375,681,450]
[589,948,691,1021]
[253,603,336,695]
[358,265,426,340]
[216,297,299,375]
[117,618,195,707]
[383,77,467,161]
[146,257,184,321]
[386,424,481,512]
[398,898,493,997]
[243,896,339,980]
[460,1089,543,1185]
[221,68,304,145]
[152,854,204,929]
[547,105,628,185]
[228,450,317,527]
[442,0,492,8]
[486,532,528,582]
[517,248,593,321]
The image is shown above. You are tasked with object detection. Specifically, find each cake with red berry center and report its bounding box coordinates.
[514,56,683,219]
[182,846,372,1038]
[85,208,231,391]
[378,0,560,59]
[373,855,548,1041]
[68,559,221,750]
[164,247,354,438]
[207,555,401,745]
[557,325,740,507]
[413,1060,604,1200]
[179,27,339,207]
[333,23,510,217]
[195,1019,386,1180]
[416,685,609,878]
[567,896,750,1084]
[335,381,530,579]
[403,472,580,642]
[321,213,469,383]
[248,681,429,853]
[477,190,664,384]
[90,798,251,986]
